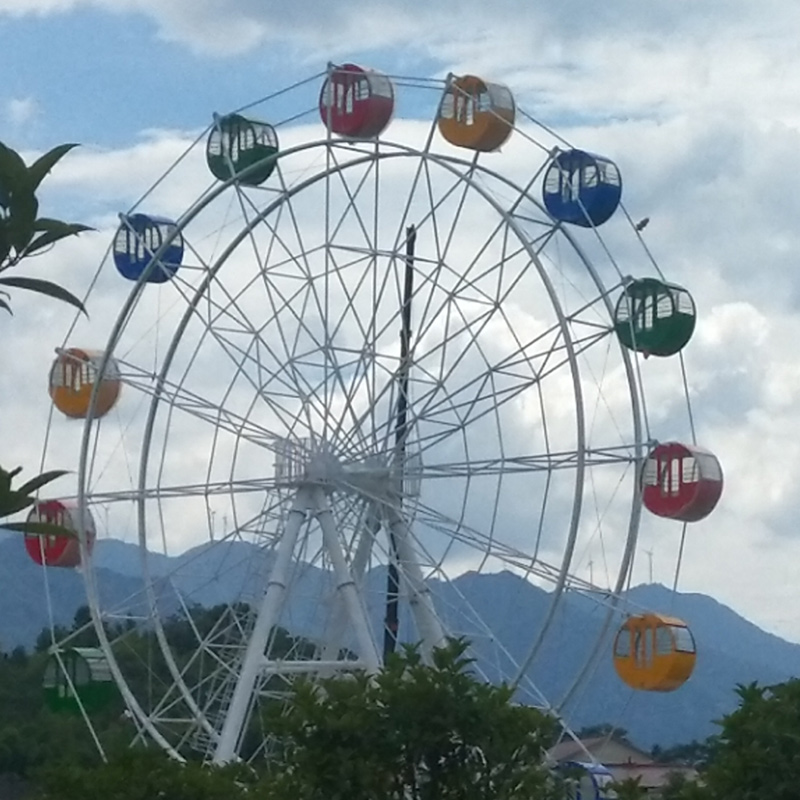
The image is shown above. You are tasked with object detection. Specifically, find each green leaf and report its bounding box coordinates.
[0,465,23,482]
[0,492,35,517]
[0,142,29,199]
[3,520,77,538]
[6,189,38,252]
[27,143,79,192]
[24,219,94,256]
[0,296,11,314]
[0,221,11,262]
[16,469,69,496]
[34,216,93,232]
[0,275,87,315]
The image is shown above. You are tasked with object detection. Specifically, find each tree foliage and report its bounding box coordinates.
[0,141,90,315]
[19,610,800,799]
[264,638,565,800]
[0,622,574,798]
[694,679,800,799]
[651,737,712,768]
[1,613,799,800]
[648,678,800,800]
[607,776,647,800]
[33,748,257,800]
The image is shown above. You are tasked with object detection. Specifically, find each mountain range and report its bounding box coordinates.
[1,530,798,750]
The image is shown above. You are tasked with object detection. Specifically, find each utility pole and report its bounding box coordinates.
[384,224,416,660]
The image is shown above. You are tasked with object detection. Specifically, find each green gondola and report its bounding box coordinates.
[614,278,696,356]
[43,647,117,715]
[206,113,279,186]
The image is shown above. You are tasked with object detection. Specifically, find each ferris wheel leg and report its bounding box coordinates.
[312,488,381,671]
[385,508,446,659]
[318,502,381,666]
[212,488,310,765]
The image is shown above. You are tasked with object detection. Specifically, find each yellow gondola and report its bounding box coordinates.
[613,613,696,691]
[437,75,515,152]
[49,348,121,419]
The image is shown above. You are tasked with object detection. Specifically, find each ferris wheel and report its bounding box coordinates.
[30,64,723,763]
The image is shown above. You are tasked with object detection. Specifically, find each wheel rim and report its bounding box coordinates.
[59,121,646,759]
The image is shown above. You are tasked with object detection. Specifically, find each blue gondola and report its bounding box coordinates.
[543,149,622,227]
[113,213,183,283]
[561,761,616,799]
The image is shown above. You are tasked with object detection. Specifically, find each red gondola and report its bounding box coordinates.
[641,442,723,522]
[319,63,394,139]
[24,500,95,568]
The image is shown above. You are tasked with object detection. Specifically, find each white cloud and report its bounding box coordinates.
[5,96,39,126]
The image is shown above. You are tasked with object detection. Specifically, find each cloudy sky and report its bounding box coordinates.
[3,0,800,650]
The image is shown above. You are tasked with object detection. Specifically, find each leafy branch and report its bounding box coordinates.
[0,465,75,537]
[0,141,92,315]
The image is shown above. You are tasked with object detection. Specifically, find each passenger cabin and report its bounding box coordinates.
[641,442,723,522]
[560,761,616,800]
[437,75,515,152]
[49,348,121,419]
[543,149,621,227]
[613,613,696,692]
[206,113,279,185]
[43,647,116,714]
[24,500,95,568]
[113,213,183,283]
[319,63,395,139]
[615,278,696,356]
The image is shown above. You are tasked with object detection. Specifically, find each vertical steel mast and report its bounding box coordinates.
[383,224,416,659]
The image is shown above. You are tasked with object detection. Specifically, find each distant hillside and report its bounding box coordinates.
[0,533,177,650]
[3,533,799,749]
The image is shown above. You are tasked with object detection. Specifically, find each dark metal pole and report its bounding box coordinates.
[383,224,416,660]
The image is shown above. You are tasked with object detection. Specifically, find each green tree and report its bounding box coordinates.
[653,738,713,768]
[608,776,647,800]
[658,771,708,800]
[575,722,629,741]
[264,639,565,800]
[696,679,800,799]
[654,679,800,800]
[33,748,256,800]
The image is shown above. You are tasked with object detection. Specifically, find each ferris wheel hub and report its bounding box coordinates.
[273,439,420,500]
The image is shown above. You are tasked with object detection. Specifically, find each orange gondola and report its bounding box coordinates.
[613,613,696,691]
[437,75,515,152]
[49,348,121,420]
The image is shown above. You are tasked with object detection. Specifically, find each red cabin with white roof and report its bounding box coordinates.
[641,442,723,522]
[24,500,95,568]
[319,63,394,139]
